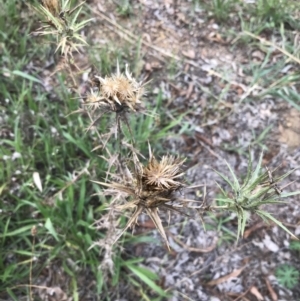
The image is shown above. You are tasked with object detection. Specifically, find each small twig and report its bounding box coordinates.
[167,230,217,253]
[195,132,214,148]
[243,31,300,65]
[200,141,223,160]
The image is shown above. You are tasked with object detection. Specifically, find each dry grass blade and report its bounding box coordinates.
[243,31,300,65]
[92,181,135,195]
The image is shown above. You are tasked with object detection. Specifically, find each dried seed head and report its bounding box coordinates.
[42,0,60,15]
[86,89,102,106]
[95,64,144,112]
[31,225,37,237]
[143,155,186,191]
[115,74,135,100]
[100,77,119,99]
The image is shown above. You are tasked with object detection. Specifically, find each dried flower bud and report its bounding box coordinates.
[143,155,186,191]
[84,89,104,111]
[31,225,37,237]
[95,64,144,112]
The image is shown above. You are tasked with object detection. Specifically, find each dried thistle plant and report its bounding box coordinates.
[32,0,92,58]
[212,152,300,240]
[82,63,146,145]
[88,210,120,275]
[93,145,190,250]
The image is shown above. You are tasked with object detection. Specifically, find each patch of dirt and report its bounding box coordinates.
[279,108,300,149]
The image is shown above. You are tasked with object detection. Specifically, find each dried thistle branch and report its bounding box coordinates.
[93,144,190,250]
[89,210,121,275]
[81,63,147,148]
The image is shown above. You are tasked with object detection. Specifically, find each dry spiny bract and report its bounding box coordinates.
[84,89,104,111]
[93,64,145,113]
[94,146,189,250]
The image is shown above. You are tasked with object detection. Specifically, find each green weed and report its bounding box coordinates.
[290,241,300,252]
[115,0,133,17]
[276,264,300,289]
[255,0,299,30]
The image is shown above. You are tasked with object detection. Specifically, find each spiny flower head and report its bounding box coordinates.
[142,154,186,192]
[100,77,119,99]
[95,64,145,112]
[94,146,188,250]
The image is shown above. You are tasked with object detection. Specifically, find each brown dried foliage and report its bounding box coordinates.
[81,64,146,147]
[94,146,189,250]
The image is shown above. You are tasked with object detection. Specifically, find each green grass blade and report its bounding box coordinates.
[275,168,298,183]
[241,151,253,189]
[215,181,229,197]
[45,218,59,241]
[77,179,86,220]
[70,6,82,26]
[75,18,94,31]
[215,198,235,205]
[241,208,248,238]
[12,70,42,84]
[224,160,240,191]
[62,132,90,156]
[249,151,263,185]
[255,210,298,239]
[6,288,19,301]
[0,224,33,238]
[277,190,300,198]
[235,206,245,240]
[126,264,168,297]
[213,169,235,191]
